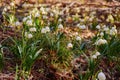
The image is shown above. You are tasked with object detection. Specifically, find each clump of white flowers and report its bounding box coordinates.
[41,26,50,33]
[40,7,47,15]
[109,27,117,36]
[29,27,37,32]
[102,26,117,36]
[67,43,73,48]
[95,39,107,46]
[98,71,106,80]
[91,51,100,59]
[25,32,33,39]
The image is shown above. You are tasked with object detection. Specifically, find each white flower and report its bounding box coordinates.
[41,28,46,33]
[76,24,80,27]
[43,15,48,19]
[76,36,81,41]
[27,34,33,39]
[50,13,54,17]
[35,12,40,17]
[96,25,101,29]
[29,27,37,32]
[109,27,117,35]
[26,20,32,26]
[95,52,100,56]
[98,72,106,80]
[25,32,33,39]
[100,32,104,36]
[109,30,115,36]
[58,18,62,22]
[23,17,27,22]
[91,55,97,59]
[15,21,21,26]
[46,8,50,12]
[40,7,47,15]
[103,27,109,32]
[45,26,50,32]
[58,24,64,29]
[40,7,45,12]
[79,25,86,29]
[67,43,73,48]
[77,24,86,29]
[95,39,107,45]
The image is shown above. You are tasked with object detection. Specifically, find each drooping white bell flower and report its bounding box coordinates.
[96,25,101,30]
[95,39,107,46]
[26,19,33,26]
[58,24,64,29]
[100,32,104,36]
[79,25,86,29]
[91,55,97,59]
[98,72,106,80]
[29,27,37,32]
[45,26,50,32]
[15,21,21,26]
[41,28,46,33]
[67,43,73,48]
[95,52,100,56]
[25,32,33,39]
[76,36,81,41]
